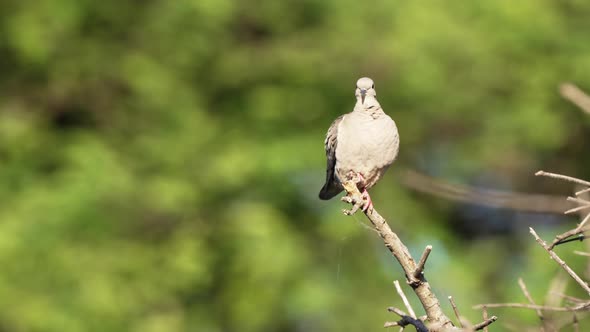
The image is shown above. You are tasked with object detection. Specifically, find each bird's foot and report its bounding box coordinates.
[341,194,363,215]
[340,186,372,215]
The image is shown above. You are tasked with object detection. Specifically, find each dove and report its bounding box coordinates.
[319,77,399,211]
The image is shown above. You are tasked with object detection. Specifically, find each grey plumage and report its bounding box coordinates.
[319,77,399,200]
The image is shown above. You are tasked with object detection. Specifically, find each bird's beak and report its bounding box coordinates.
[360,89,366,104]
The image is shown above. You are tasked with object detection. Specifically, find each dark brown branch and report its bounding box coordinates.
[341,179,455,330]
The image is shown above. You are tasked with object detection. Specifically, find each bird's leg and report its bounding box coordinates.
[360,187,373,212]
[354,173,373,212]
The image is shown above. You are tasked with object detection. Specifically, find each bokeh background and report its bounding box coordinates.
[1,1,590,331]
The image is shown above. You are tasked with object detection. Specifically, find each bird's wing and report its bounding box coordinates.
[319,114,346,200]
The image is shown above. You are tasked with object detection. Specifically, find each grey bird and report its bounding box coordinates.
[319,77,399,209]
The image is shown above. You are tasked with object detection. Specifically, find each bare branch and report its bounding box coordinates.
[518,277,544,322]
[394,280,417,319]
[550,292,586,304]
[559,82,590,115]
[574,251,590,257]
[535,171,590,187]
[481,306,489,332]
[388,306,408,317]
[413,245,432,280]
[566,196,590,207]
[530,227,590,295]
[448,296,463,328]
[341,179,455,329]
[549,214,590,249]
[386,307,428,332]
[383,321,400,328]
[473,316,498,331]
[473,303,578,312]
[564,204,590,215]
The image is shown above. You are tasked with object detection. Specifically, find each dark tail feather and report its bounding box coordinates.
[318,181,343,200]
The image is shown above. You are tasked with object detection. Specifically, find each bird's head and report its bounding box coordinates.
[355,77,376,106]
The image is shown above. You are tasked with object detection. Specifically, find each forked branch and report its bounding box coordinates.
[340,178,457,330]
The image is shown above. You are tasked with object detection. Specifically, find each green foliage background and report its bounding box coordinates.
[1,1,590,331]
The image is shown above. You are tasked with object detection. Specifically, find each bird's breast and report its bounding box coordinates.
[335,112,399,188]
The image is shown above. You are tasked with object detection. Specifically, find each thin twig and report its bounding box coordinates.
[383,321,399,328]
[518,277,544,322]
[530,227,590,295]
[560,82,590,115]
[535,170,590,187]
[550,292,586,304]
[564,204,590,215]
[473,316,498,331]
[473,303,578,312]
[574,251,590,257]
[576,187,590,196]
[386,307,428,332]
[448,296,463,328]
[394,280,417,319]
[413,245,432,280]
[550,220,590,249]
[573,312,579,332]
[388,306,408,317]
[482,306,489,332]
[554,234,587,247]
[545,273,568,308]
[567,196,590,206]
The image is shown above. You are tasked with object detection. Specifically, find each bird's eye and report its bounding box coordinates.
[372,84,375,88]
